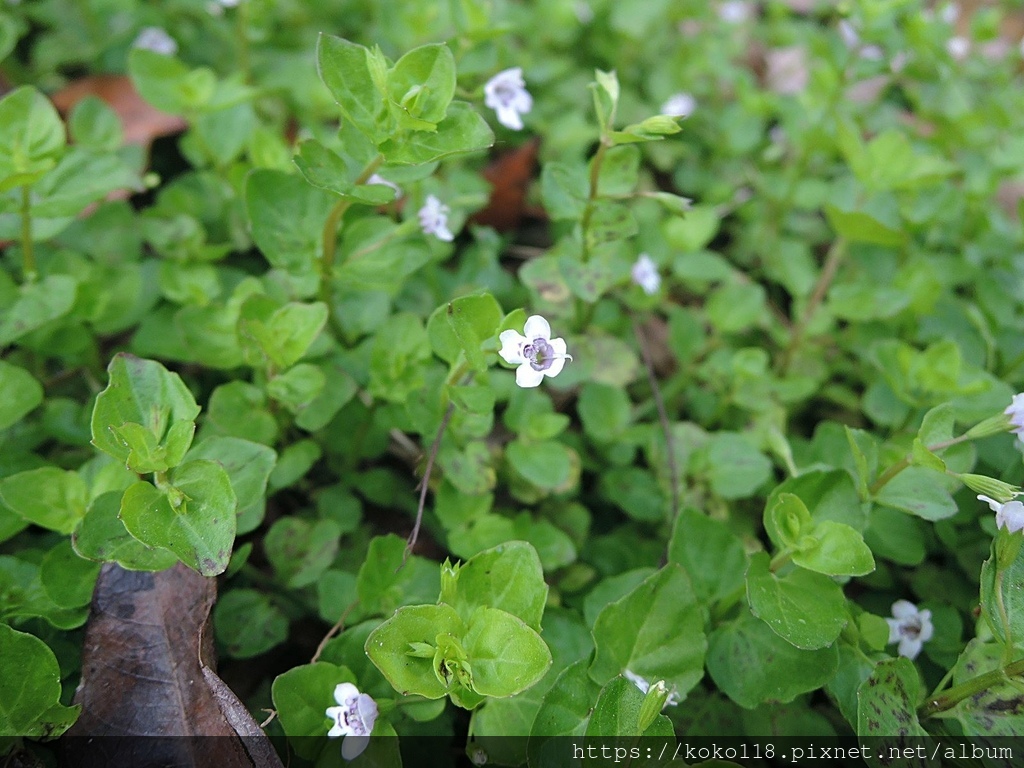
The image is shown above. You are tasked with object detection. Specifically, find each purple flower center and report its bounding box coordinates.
[335,697,368,735]
[522,337,554,371]
[898,618,922,639]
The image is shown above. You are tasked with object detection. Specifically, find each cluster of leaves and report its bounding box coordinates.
[3,0,1024,765]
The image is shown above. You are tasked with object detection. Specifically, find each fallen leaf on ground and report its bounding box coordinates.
[61,563,283,768]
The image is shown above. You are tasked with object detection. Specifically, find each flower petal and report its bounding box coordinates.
[496,104,524,130]
[515,363,545,388]
[544,355,566,379]
[498,330,527,364]
[891,599,918,620]
[898,636,923,660]
[885,618,902,644]
[333,682,359,706]
[355,693,379,736]
[342,734,371,761]
[523,315,551,341]
[978,494,1002,513]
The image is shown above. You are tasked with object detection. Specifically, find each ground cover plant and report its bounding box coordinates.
[2,0,1024,765]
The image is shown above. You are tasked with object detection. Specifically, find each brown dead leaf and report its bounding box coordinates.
[51,74,186,150]
[61,563,283,768]
[471,138,542,231]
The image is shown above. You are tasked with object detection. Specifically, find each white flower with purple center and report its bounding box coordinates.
[661,92,696,118]
[325,682,378,761]
[484,68,533,131]
[498,315,571,388]
[946,36,970,60]
[418,195,454,242]
[133,27,178,56]
[622,669,681,707]
[978,494,1024,534]
[631,254,661,295]
[885,600,933,660]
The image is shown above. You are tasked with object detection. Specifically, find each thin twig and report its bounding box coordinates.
[259,710,277,729]
[633,320,680,521]
[778,239,846,373]
[311,600,359,664]
[402,402,456,568]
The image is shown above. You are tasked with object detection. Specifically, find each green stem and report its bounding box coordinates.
[579,138,610,264]
[20,185,35,283]
[778,238,846,373]
[318,155,384,311]
[868,433,976,496]
[769,550,792,572]
[920,656,1024,718]
[996,569,1014,664]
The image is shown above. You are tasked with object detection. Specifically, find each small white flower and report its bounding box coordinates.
[418,195,454,242]
[133,27,178,56]
[366,173,402,198]
[718,1,750,23]
[946,36,970,61]
[978,495,1024,534]
[939,2,959,24]
[1005,393,1024,436]
[498,315,571,388]
[838,20,860,49]
[326,682,378,761]
[623,669,681,707]
[885,600,933,660]
[631,254,661,295]
[661,92,696,118]
[765,46,809,95]
[484,68,533,131]
[574,1,594,24]
[219,0,241,6]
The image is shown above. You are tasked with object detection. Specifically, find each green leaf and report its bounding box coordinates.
[446,540,547,631]
[367,311,430,402]
[875,466,958,521]
[980,537,1024,646]
[764,493,812,552]
[72,491,178,571]
[215,589,289,658]
[824,203,903,246]
[68,95,122,152]
[266,363,326,414]
[591,69,619,135]
[792,521,875,577]
[0,467,88,534]
[745,552,847,650]
[667,508,746,606]
[596,145,639,196]
[703,432,772,499]
[577,383,632,442]
[128,49,215,114]
[0,361,43,430]
[706,608,839,709]
[440,290,503,372]
[239,299,328,370]
[949,639,1024,736]
[264,517,341,589]
[293,140,395,205]
[540,162,588,220]
[529,659,602,752]
[365,603,466,699]
[463,606,551,697]
[599,467,665,522]
[0,86,65,190]
[183,436,276,534]
[204,381,278,445]
[585,676,673,738]
[245,169,335,273]
[856,658,927,744]
[90,353,201,467]
[271,661,357,760]
[0,275,77,346]
[379,101,494,165]
[590,565,707,701]
[662,205,719,252]
[356,534,441,616]
[0,624,79,738]
[506,439,573,491]
[119,460,236,577]
[387,43,456,126]
[316,35,385,142]
[40,540,100,609]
